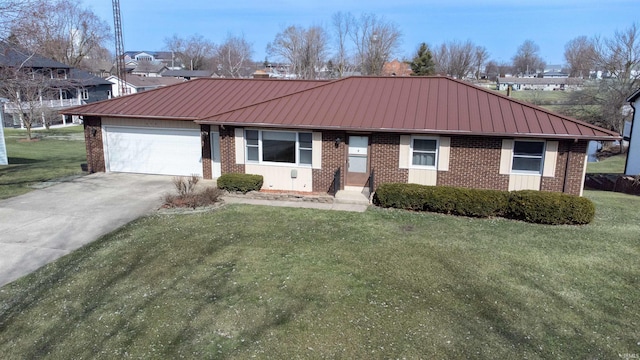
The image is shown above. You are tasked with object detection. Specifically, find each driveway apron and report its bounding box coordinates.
[0,173,174,287]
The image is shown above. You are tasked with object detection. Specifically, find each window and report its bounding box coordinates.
[81,89,89,100]
[245,130,312,165]
[411,137,438,167]
[512,141,545,173]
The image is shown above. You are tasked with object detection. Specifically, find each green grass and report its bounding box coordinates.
[0,126,86,199]
[1,190,638,359]
[587,154,627,174]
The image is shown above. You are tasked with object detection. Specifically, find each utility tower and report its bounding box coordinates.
[112,0,126,96]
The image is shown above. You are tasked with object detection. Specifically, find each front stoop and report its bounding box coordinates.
[335,187,371,205]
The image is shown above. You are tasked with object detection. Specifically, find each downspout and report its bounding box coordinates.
[562,140,575,193]
[624,101,636,175]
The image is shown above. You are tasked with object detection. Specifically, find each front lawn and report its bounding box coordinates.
[0,191,638,359]
[0,126,86,199]
[586,154,627,174]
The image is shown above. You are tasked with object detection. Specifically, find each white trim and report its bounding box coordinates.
[244,128,313,168]
[409,136,439,169]
[500,139,514,174]
[511,139,546,175]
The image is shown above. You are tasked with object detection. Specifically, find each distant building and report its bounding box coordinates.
[497,77,583,91]
[382,59,412,76]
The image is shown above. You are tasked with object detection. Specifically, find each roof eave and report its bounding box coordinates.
[196,120,621,141]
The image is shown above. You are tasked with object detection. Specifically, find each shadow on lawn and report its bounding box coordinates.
[0,225,307,358]
[5,157,40,164]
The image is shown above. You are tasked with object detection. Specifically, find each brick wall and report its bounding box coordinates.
[370,133,408,189]
[541,140,587,195]
[219,126,245,174]
[83,116,105,173]
[313,130,346,193]
[438,136,510,191]
[201,124,212,179]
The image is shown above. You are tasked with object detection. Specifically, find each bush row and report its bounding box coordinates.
[372,183,595,225]
[217,173,264,193]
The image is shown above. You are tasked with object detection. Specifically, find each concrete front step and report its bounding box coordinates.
[335,189,371,205]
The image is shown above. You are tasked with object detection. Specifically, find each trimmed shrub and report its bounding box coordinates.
[217,173,263,193]
[373,183,509,218]
[373,183,594,225]
[506,190,595,225]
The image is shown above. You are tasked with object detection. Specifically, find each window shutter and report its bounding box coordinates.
[399,135,410,169]
[312,132,322,169]
[438,137,450,171]
[500,139,514,174]
[234,128,244,164]
[543,141,558,177]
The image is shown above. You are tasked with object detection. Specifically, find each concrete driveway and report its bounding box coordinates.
[0,173,174,287]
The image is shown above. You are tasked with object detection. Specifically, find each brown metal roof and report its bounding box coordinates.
[199,76,619,140]
[63,78,326,120]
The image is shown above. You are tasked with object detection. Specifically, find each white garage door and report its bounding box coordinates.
[104,126,202,176]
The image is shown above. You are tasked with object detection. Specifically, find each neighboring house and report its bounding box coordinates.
[123,51,182,70]
[625,88,640,176]
[106,74,184,97]
[497,77,583,91]
[161,70,214,80]
[0,41,111,127]
[382,59,412,76]
[63,76,619,196]
[131,62,167,77]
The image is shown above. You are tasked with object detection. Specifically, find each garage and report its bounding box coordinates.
[103,126,202,176]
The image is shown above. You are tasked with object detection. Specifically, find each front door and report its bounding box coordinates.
[346,135,369,186]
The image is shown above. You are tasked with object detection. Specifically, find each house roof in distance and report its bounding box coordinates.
[63,78,326,120]
[199,76,618,140]
[0,41,71,69]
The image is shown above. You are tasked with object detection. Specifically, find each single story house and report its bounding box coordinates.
[106,74,184,97]
[625,88,640,176]
[497,77,583,91]
[63,76,620,196]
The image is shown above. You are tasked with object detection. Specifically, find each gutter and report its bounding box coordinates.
[624,101,636,175]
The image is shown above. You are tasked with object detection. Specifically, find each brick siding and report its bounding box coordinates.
[219,126,245,174]
[438,136,509,191]
[370,133,408,189]
[83,116,105,173]
[201,124,212,179]
[313,130,346,193]
[541,140,587,195]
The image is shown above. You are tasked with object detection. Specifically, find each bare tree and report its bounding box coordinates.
[331,11,355,78]
[473,46,489,80]
[564,36,596,78]
[165,34,216,71]
[214,33,253,78]
[433,40,476,79]
[349,13,402,75]
[591,23,640,133]
[8,0,111,69]
[0,53,74,139]
[267,25,329,79]
[0,0,31,39]
[512,39,545,76]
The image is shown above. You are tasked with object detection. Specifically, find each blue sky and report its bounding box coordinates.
[89,0,638,66]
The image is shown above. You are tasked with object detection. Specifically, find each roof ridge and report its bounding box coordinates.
[197,77,348,121]
[445,77,620,137]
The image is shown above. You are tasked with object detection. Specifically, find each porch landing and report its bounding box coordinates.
[335,186,371,205]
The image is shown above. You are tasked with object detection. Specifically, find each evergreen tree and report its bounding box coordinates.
[410,43,435,76]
